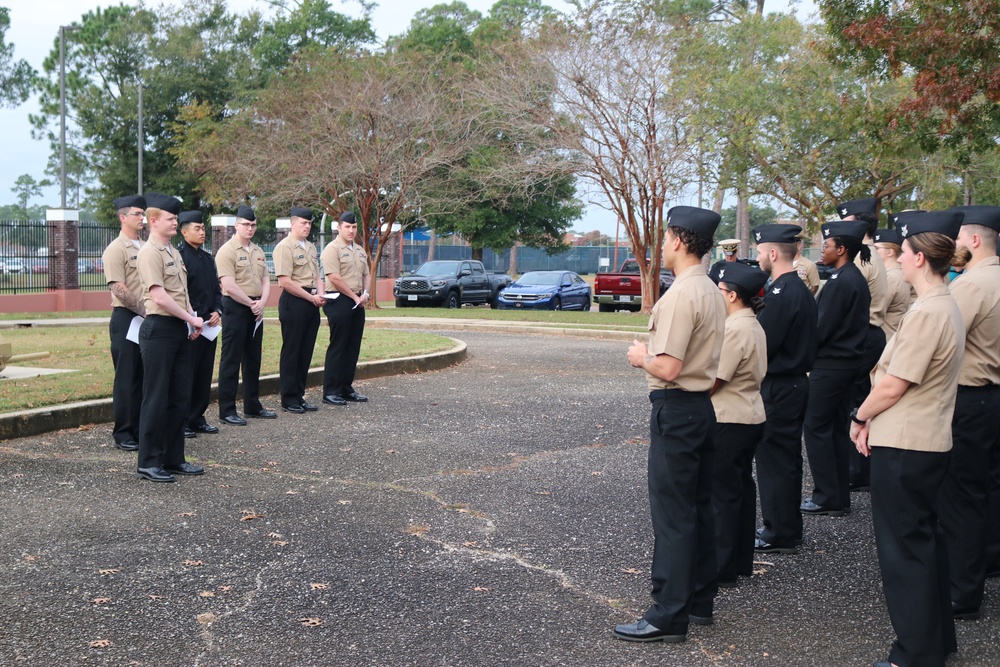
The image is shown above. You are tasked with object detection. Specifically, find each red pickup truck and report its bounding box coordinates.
[593,258,674,312]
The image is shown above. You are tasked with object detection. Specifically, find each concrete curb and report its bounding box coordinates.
[366,317,641,341]
[0,338,467,441]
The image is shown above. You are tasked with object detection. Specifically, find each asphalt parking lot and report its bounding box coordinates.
[0,329,997,666]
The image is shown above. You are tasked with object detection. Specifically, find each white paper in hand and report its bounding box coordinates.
[126,316,143,344]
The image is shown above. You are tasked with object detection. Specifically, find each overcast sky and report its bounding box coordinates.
[0,0,818,233]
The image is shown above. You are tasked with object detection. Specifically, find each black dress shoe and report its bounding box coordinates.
[612,619,685,643]
[136,467,175,483]
[246,409,277,419]
[850,483,871,492]
[282,403,305,414]
[756,527,804,546]
[184,428,197,439]
[193,423,219,434]
[115,440,139,452]
[952,601,981,620]
[800,499,846,516]
[323,394,347,406]
[754,538,798,554]
[221,414,247,426]
[717,579,737,589]
[343,392,368,402]
[300,401,319,412]
[689,613,713,625]
[164,462,205,476]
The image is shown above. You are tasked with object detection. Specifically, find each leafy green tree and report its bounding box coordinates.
[717,202,777,240]
[0,7,33,108]
[392,0,580,260]
[820,0,1000,157]
[10,174,42,219]
[30,0,375,224]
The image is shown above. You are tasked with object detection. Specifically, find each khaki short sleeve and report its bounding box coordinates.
[273,239,294,278]
[137,244,164,290]
[321,242,342,278]
[648,288,695,362]
[716,321,745,383]
[215,241,236,279]
[885,309,937,385]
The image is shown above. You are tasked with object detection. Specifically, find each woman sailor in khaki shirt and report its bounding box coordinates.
[708,260,769,588]
[851,210,966,667]
[873,228,912,338]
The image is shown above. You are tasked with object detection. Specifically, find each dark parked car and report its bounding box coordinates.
[77,259,96,273]
[394,260,511,308]
[497,271,592,311]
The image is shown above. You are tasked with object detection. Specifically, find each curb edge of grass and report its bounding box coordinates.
[0,337,468,442]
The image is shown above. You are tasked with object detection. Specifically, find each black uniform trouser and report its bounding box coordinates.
[186,335,217,428]
[278,292,320,407]
[712,421,764,584]
[218,297,264,417]
[871,447,956,667]
[849,325,886,487]
[137,316,190,470]
[643,390,717,634]
[987,439,1000,577]
[803,366,857,511]
[109,307,143,445]
[756,374,808,546]
[322,296,365,398]
[939,384,1000,610]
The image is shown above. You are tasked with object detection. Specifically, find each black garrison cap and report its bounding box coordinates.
[753,224,802,245]
[837,198,879,219]
[666,205,721,242]
[710,260,769,294]
[873,228,902,245]
[889,210,925,227]
[145,192,182,215]
[821,220,867,246]
[951,205,1000,232]
[339,211,357,224]
[178,211,203,226]
[236,205,256,222]
[290,207,313,221]
[898,210,963,241]
[113,194,146,210]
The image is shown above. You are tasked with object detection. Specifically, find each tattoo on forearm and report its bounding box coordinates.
[110,282,145,316]
[644,354,654,367]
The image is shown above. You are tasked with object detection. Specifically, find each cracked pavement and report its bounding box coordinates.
[0,329,997,666]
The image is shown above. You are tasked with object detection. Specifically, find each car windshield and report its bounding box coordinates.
[413,261,460,276]
[516,272,561,285]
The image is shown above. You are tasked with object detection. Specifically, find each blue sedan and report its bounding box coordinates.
[497,271,592,311]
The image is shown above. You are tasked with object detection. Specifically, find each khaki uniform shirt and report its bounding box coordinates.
[273,236,319,290]
[711,309,767,424]
[869,284,965,452]
[137,237,190,317]
[321,236,370,294]
[855,244,889,327]
[881,263,912,338]
[102,232,144,310]
[215,235,267,298]
[646,263,725,392]
[793,257,820,295]
[950,257,1000,386]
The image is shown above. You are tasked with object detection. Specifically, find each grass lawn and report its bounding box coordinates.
[0,327,454,413]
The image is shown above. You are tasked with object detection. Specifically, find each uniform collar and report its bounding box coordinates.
[727,308,756,323]
[967,256,999,272]
[673,263,707,282]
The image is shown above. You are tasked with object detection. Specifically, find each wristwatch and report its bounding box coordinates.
[850,407,867,425]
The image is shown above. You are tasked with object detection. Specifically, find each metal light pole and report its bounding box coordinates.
[59,25,81,209]
[137,83,143,195]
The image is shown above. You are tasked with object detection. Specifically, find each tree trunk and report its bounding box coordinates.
[712,187,725,214]
[471,246,484,262]
[756,0,765,15]
[427,228,436,261]
[509,244,518,276]
[736,190,750,258]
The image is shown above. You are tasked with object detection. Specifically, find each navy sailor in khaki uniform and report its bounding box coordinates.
[102,194,147,452]
[134,193,205,482]
[274,207,325,413]
[616,205,725,643]
[851,210,965,667]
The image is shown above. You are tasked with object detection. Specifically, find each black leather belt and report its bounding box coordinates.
[649,388,707,402]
